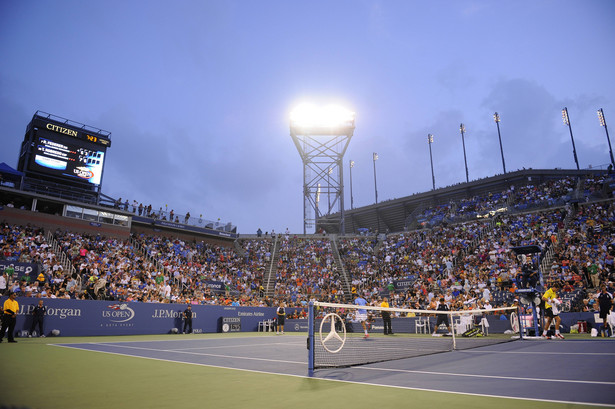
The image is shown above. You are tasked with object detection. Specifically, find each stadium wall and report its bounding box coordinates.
[0,206,130,239]
[131,223,235,247]
[4,297,601,338]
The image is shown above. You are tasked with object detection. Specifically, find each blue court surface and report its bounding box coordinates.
[55,335,615,407]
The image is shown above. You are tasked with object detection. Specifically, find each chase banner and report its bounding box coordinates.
[0,261,39,278]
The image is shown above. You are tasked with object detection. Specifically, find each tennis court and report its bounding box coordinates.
[49,334,615,407]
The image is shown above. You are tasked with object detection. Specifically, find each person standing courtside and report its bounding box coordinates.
[276,302,286,334]
[182,305,193,334]
[381,297,393,335]
[597,285,613,337]
[29,299,46,337]
[432,297,453,336]
[1,291,19,343]
[542,282,564,339]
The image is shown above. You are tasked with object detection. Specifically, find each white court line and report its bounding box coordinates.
[49,343,615,408]
[58,341,615,386]
[50,335,299,345]
[461,349,615,356]
[87,342,306,365]
[172,342,306,351]
[357,366,615,386]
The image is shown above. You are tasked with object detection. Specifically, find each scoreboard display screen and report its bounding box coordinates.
[29,132,106,186]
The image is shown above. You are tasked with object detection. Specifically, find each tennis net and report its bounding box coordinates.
[307,300,520,370]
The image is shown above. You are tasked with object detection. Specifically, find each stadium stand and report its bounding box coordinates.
[1,170,614,315]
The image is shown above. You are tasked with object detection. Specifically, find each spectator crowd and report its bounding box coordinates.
[1,175,613,316]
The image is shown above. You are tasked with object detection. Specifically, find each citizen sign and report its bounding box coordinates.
[102,304,135,322]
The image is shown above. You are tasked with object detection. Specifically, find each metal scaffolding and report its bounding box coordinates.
[290,112,355,234]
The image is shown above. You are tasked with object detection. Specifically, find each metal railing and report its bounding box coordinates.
[45,231,77,281]
[331,237,353,301]
[263,235,279,297]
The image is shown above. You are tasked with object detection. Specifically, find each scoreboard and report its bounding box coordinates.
[20,113,111,187]
[31,135,106,185]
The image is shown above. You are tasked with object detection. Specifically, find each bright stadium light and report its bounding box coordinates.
[290,104,355,133]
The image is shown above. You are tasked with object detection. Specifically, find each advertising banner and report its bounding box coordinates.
[0,261,39,279]
[393,279,414,291]
[5,297,279,337]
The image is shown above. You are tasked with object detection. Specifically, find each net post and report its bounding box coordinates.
[308,301,315,375]
[451,311,457,350]
[516,305,524,340]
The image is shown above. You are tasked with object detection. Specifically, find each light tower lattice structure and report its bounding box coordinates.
[290,106,355,234]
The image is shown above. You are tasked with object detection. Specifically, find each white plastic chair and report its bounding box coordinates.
[415,316,430,334]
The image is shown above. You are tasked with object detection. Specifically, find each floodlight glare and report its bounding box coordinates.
[290,103,355,130]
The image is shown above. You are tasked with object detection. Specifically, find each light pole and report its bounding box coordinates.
[349,160,355,209]
[327,167,333,210]
[372,153,379,204]
[428,134,435,190]
[315,183,321,221]
[562,107,580,170]
[493,112,507,174]
[598,108,615,169]
[460,123,469,183]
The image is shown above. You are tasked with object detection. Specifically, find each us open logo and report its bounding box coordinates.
[102,303,135,322]
[74,166,94,180]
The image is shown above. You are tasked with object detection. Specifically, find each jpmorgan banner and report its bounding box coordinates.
[5,297,281,337]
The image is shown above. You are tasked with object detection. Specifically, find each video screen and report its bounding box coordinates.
[29,133,106,185]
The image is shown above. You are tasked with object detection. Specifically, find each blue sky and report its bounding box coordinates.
[1,0,614,234]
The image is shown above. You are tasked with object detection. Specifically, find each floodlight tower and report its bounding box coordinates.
[493,112,507,174]
[459,123,469,183]
[597,108,615,169]
[290,104,355,234]
[427,134,436,190]
[562,107,580,170]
